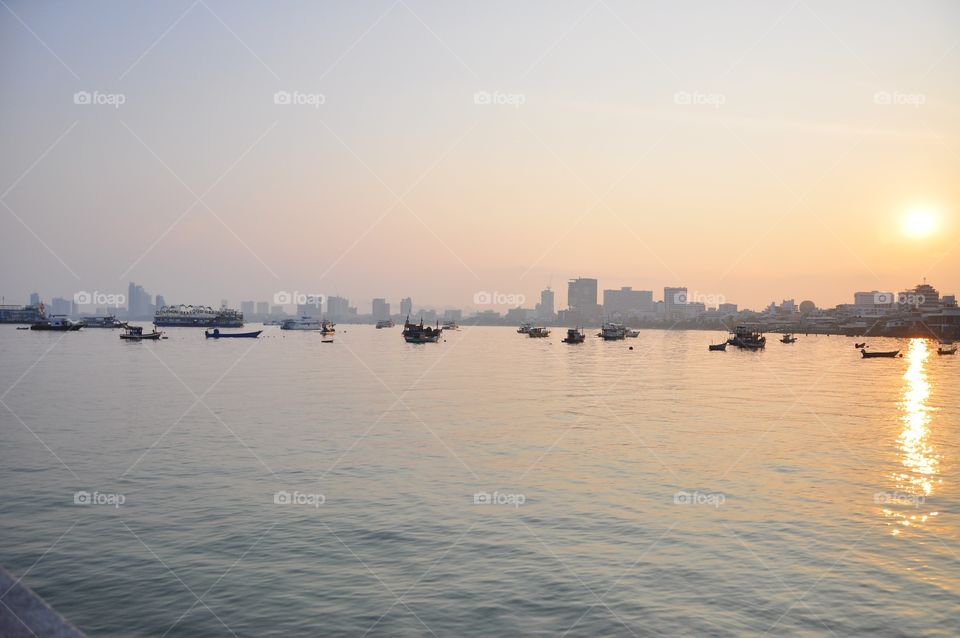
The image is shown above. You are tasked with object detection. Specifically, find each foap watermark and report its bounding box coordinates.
[675,290,726,306]
[74,490,125,508]
[473,90,526,108]
[874,491,924,509]
[74,291,126,307]
[274,90,325,108]
[873,91,925,108]
[674,91,725,109]
[274,490,325,508]
[473,291,526,306]
[673,490,725,509]
[897,292,926,307]
[473,491,525,508]
[73,90,126,109]
[273,291,325,307]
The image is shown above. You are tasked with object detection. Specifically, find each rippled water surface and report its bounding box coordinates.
[1,326,958,636]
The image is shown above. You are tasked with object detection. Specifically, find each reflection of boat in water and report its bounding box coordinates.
[205,328,262,338]
[403,316,442,343]
[562,328,585,344]
[30,316,84,331]
[728,326,766,349]
[709,342,727,351]
[780,334,797,344]
[375,320,395,329]
[120,325,162,340]
[528,327,550,338]
[517,323,532,334]
[599,323,626,340]
[862,349,900,358]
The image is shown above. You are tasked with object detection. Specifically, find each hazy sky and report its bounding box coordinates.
[2,0,958,312]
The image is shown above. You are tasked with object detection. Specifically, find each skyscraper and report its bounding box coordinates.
[327,296,350,319]
[538,288,555,319]
[29,292,40,306]
[372,298,390,321]
[567,278,600,323]
[603,287,653,318]
[240,301,255,317]
[400,297,412,318]
[127,282,152,318]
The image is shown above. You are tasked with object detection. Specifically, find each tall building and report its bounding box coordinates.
[443,308,462,321]
[29,292,40,306]
[603,287,653,318]
[400,297,412,318]
[537,288,555,319]
[663,287,687,319]
[155,295,166,309]
[256,301,270,316]
[372,298,390,321]
[327,296,350,319]
[240,301,255,317]
[567,278,597,310]
[127,282,152,318]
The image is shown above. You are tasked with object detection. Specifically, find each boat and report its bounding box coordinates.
[854,342,866,349]
[727,325,766,349]
[30,316,84,331]
[562,327,586,344]
[320,320,336,335]
[154,304,243,328]
[937,345,957,355]
[861,349,900,358]
[528,327,550,338]
[120,325,162,340]
[780,334,797,344]
[599,323,627,340]
[403,316,443,343]
[709,342,727,351]
[624,328,640,338]
[205,328,262,339]
[441,321,460,331]
[81,315,127,329]
[517,323,532,334]
[16,326,30,330]
[375,320,395,329]
[281,316,321,330]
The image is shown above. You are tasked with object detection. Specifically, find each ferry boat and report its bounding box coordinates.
[528,327,550,338]
[442,321,460,331]
[562,327,585,344]
[154,305,243,328]
[403,317,442,343]
[30,316,84,331]
[281,316,322,330]
[599,323,627,340]
[727,325,766,349]
[375,320,395,329]
[81,315,127,329]
[120,325,162,340]
[0,304,45,324]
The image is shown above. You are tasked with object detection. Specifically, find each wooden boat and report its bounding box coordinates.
[728,325,765,349]
[120,326,162,340]
[528,327,550,338]
[562,328,585,344]
[599,323,626,340]
[205,329,262,339]
[937,345,957,355]
[861,349,899,358]
[709,342,727,351]
[780,334,797,344]
[403,316,442,343]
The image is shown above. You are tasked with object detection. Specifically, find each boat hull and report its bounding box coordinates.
[861,350,899,358]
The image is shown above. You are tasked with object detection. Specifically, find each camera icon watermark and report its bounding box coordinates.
[673,490,725,509]
[674,91,725,109]
[473,491,525,508]
[73,490,126,508]
[73,90,126,109]
[473,291,526,306]
[73,291,126,307]
[473,90,526,108]
[273,490,325,508]
[874,491,924,509]
[873,90,925,108]
[273,90,325,108]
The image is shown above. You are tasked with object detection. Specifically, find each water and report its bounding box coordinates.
[1,326,957,637]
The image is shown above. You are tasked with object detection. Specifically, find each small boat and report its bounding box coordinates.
[599,323,627,340]
[403,316,443,343]
[320,320,336,335]
[30,316,84,331]
[120,325,162,340]
[562,327,585,344]
[321,339,334,343]
[780,334,797,344]
[375,320,395,329]
[728,325,766,349]
[16,326,30,330]
[709,342,727,351]
[517,322,532,334]
[854,342,866,349]
[937,345,957,355]
[205,328,262,339]
[528,327,550,338]
[441,321,460,331]
[281,316,321,330]
[624,328,640,338]
[861,349,900,358]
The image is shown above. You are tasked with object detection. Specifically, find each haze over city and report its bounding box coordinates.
[2,0,957,311]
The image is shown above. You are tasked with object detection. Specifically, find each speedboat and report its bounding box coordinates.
[562,328,585,344]
[30,316,84,331]
[528,327,550,338]
[281,317,322,330]
[120,325,162,340]
[205,328,262,338]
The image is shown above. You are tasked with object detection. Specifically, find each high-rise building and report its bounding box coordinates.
[718,303,738,315]
[327,296,350,319]
[603,287,653,318]
[443,309,462,321]
[256,301,270,316]
[127,282,152,318]
[567,278,597,310]
[663,287,687,319]
[400,297,412,318]
[372,298,390,321]
[29,292,40,306]
[240,301,255,317]
[537,288,555,319]
[155,295,166,309]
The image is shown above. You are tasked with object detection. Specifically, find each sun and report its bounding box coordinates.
[902,210,936,238]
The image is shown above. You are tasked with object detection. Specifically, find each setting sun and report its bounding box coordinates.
[903,210,937,238]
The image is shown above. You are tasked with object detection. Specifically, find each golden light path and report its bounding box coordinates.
[885,339,941,535]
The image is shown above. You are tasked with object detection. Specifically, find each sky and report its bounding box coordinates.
[1,0,958,313]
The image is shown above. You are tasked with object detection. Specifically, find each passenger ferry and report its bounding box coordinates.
[154,305,243,328]
[281,316,322,330]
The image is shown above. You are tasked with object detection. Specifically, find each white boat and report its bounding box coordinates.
[624,327,640,338]
[517,323,532,334]
[442,321,460,331]
[281,316,322,330]
[599,323,626,340]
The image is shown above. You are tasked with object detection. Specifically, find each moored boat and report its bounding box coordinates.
[562,327,585,344]
[281,316,321,330]
[599,323,626,340]
[30,316,84,331]
[375,320,395,329]
[320,320,336,335]
[79,315,127,329]
[517,323,532,334]
[624,327,640,338]
[205,328,262,338]
[441,321,460,331]
[403,316,442,343]
[728,325,766,349]
[528,327,550,338]
[854,342,866,349]
[937,344,957,355]
[120,325,162,340]
[154,304,243,328]
[709,342,727,351]
[780,334,797,344]
[861,349,900,358]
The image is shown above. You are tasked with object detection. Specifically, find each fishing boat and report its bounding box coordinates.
[320,320,336,335]
[30,316,84,331]
[861,349,900,358]
[281,316,321,330]
[375,320,395,329]
[937,344,957,355]
[120,325,162,340]
[562,327,585,344]
[727,326,766,349]
[403,316,442,343]
[599,323,627,340]
[205,328,262,339]
[528,327,550,338]
[517,323,532,334]
[854,342,866,349]
[709,342,727,351]
[780,334,797,344]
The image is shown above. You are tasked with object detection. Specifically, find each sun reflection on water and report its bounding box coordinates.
[884,338,942,535]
